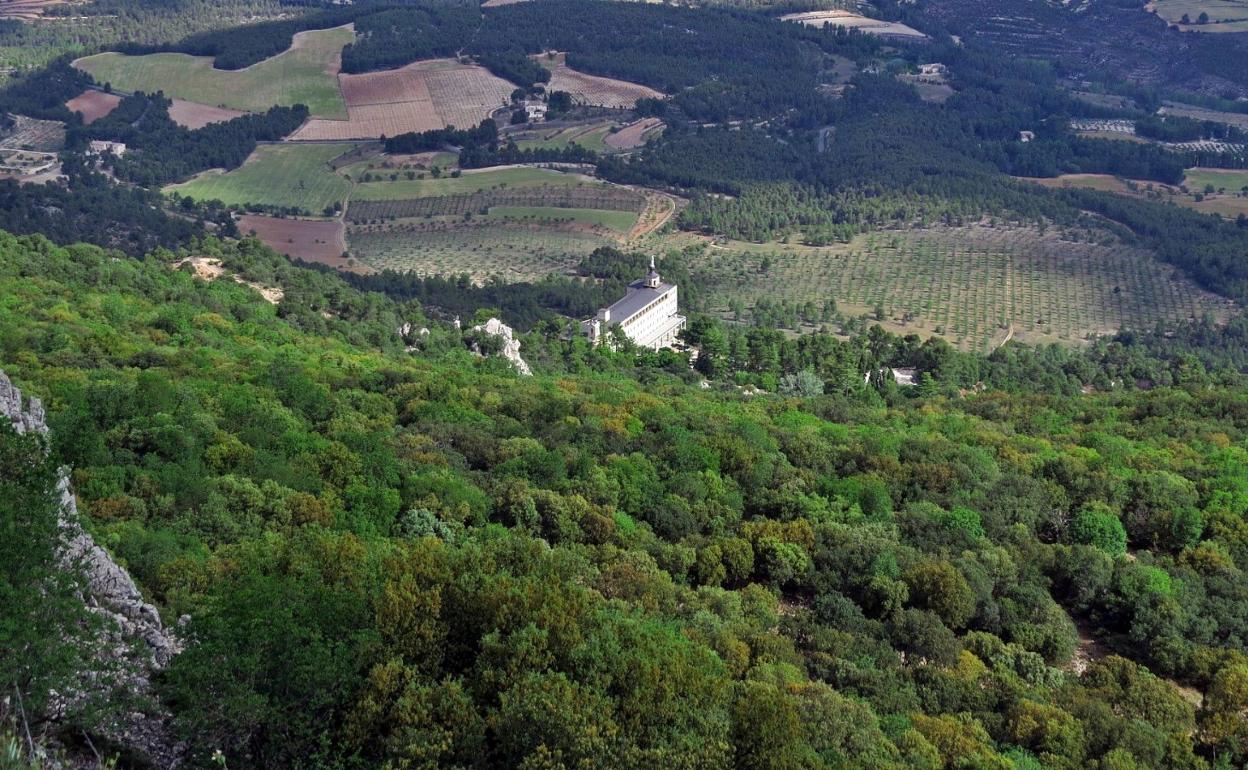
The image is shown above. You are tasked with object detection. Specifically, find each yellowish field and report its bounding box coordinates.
[73,26,353,119]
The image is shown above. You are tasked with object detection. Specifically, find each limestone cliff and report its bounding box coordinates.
[1,371,182,768]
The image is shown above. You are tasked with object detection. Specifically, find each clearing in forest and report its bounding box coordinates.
[238,214,352,271]
[780,10,926,38]
[291,59,512,140]
[535,53,665,109]
[73,25,354,119]
[65,90,121,124]
[1146,0,1248,31]
[691,224,1233,352]
[165,142,357,214]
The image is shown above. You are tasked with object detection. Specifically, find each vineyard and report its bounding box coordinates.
[347,222,605,281]
[346,184,645,222]
[693,224,1234,352]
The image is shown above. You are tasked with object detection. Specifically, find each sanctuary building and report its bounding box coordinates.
[582,257,686,350]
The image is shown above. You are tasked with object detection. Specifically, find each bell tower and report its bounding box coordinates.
[644,255,661,289]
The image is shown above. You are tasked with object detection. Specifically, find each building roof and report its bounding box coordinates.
[605,279,675,323]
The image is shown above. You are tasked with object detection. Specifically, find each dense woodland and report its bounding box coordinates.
[7,231,1248,770]
[8,1,1248,767]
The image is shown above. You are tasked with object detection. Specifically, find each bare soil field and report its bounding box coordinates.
[292,59,510,141]
[537,53,664,109]
[65,90,121,124]
[238,214,355,270]
[780,10,926,38]
[168,99,246,129]
[606,118,664,150]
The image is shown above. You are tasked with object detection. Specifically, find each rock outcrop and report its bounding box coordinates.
[471,318,533,376]
[1,370,182,768]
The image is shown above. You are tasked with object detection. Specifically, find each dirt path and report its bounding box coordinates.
[627,191,677,241]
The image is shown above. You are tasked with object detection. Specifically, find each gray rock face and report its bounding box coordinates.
[472,318,533,376]
[1,370,182,767]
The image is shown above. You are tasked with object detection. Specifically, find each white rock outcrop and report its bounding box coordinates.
[471,318,532,376]
[1,370,182,767]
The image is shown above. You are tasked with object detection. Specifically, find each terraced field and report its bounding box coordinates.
[692,225,1234,352]
[166,143,357,213]
[73,26,353,118]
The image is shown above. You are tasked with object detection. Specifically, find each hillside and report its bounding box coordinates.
[3,229,1248,768]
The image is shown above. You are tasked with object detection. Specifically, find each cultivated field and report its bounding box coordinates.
[0,0,71,20]
[65,90,121,124]
[168,99,246,129]
[537,53,665,109]
[605,118,664,150]
[691,224,1233,352]
[238,214,351,269]
[73,25,353,119]
[1147,0,1248,31]
[1021,172,1248,220]
[346,183,644,223]
[351,166,602,202]
[514,121,617,153]
[165,143,356,213]
[780,10,926,38]
[292,58,512,140]
[1160,102,1248,130]
[347,222,606,281]
[0,115,65,151]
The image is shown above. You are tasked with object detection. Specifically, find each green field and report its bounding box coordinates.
[352,167,602,201]
[688,225,1234,352]
[347,224,607,280]
[515,122,615,154]
[1184,167,1248,193]
[1149,0,1248,31]
[74,25,353,118]
[166,143,356,213]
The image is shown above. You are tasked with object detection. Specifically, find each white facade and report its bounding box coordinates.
[583,258,686,350]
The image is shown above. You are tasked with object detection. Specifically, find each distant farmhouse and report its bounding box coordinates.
[87,140,126,157]
[582,257,686,350]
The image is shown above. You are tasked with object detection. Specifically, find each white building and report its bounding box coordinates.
[88,140,126,157]
[582,257,686,350]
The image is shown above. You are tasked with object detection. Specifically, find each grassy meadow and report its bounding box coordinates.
[74,25,353,118]
[165,143,356,212]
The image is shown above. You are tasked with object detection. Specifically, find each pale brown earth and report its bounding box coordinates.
[167,99,247,129]
[65,90,122,124]
[174,255,286,303]
[538,54,665,109]
[292,59,510,141]
[237,214,358,271]
[606,117,664,150]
